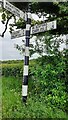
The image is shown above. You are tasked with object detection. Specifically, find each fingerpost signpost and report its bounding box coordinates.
[0,0,57,103]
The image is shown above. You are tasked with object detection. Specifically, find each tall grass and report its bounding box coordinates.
[2,76,67,119]
[0,76,2,120]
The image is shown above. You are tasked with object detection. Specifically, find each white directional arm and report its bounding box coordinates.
[3,0,25,20]
[0,0,2,6]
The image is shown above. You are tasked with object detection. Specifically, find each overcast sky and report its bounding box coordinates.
[0,19,24,61]
[0,13,67,61]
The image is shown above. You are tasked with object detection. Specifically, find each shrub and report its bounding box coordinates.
[2,63,23,77]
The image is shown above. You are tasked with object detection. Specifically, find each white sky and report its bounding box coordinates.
[0,16,23,60]
[0,13,67,61]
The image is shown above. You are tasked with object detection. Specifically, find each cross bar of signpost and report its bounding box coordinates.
[11,20,56,39]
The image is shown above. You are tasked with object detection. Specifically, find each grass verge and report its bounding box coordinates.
[2,76,67,119]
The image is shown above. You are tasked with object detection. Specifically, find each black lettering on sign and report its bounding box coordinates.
[13,9,20,17]
[32,28,39,34]
[6,1,20,17]
[40,27,44,32]
[6,4,12,12]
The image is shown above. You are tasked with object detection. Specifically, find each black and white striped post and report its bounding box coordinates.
[22,3,31,103]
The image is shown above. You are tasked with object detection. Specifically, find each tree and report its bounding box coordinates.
[11,2,67,57]
[0,2,68,35]
[0,1,68,57]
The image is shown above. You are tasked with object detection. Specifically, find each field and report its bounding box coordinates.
[0,56,68,119]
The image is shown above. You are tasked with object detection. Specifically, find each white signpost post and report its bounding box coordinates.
[11,20,56,39]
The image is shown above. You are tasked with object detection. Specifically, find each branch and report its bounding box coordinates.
[0,14,13,37]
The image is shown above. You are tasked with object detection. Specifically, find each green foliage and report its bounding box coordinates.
[0,77,2,120]
[29,55,66,110]
[15,18,26,29]
[2,62,23,78]
[2,76,67,119]
[2,13,6,21]
[1,55,67,118]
